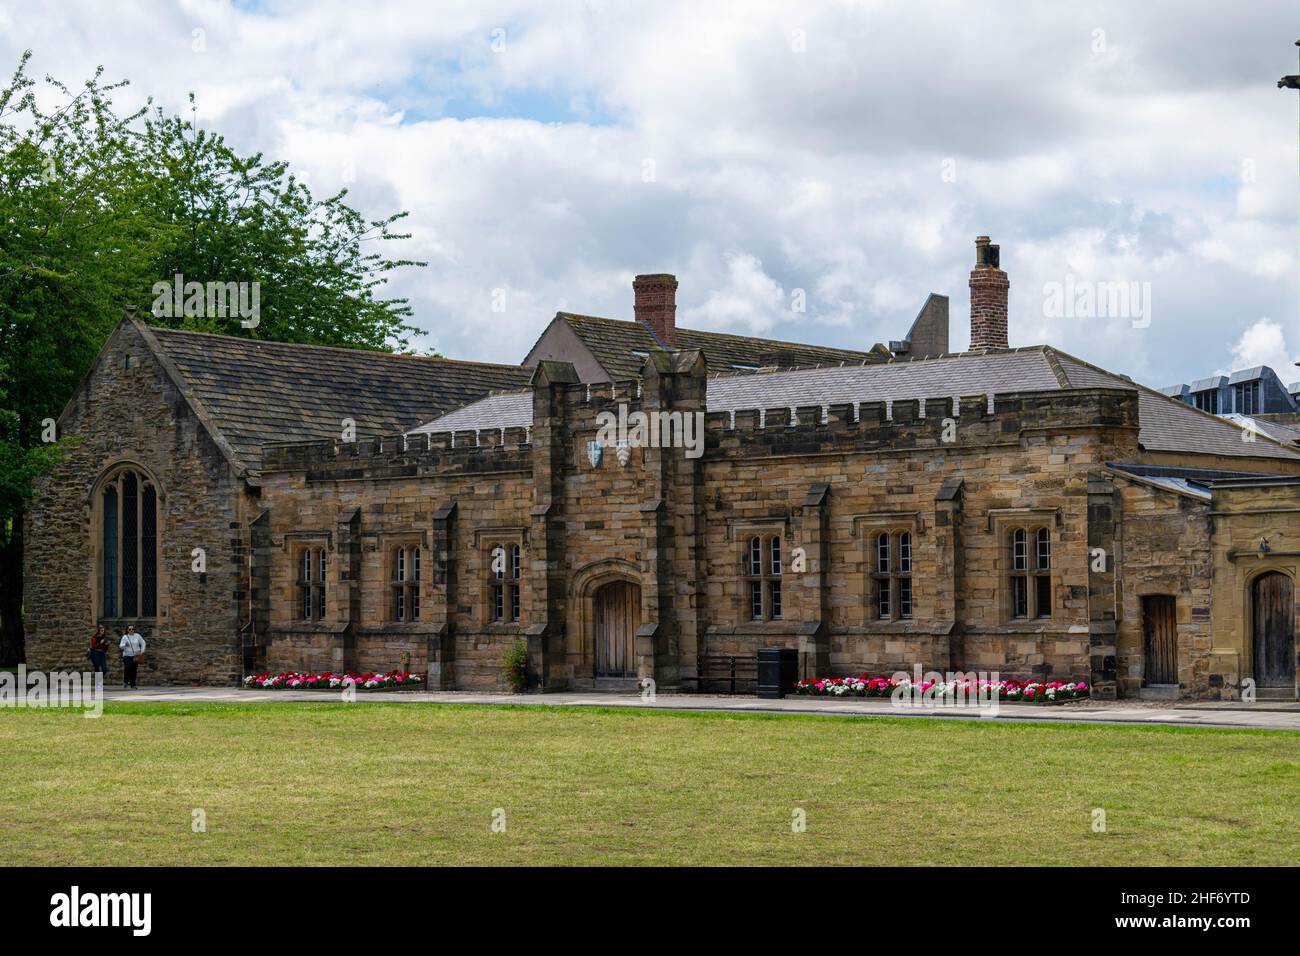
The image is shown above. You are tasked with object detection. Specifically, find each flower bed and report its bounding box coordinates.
[792,673,1090,703]
[242,670,425,690]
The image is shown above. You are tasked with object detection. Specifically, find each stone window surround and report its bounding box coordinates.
[989,508,1059,624]
[90,460,166,626]
[733,519,787,625]
[385,534,425,624]
[852,512,921,624]
[870,529,914,622]
[297,545,328,622]
[281,531,332,624]
[475,528,526,625]
[742,532,784,622]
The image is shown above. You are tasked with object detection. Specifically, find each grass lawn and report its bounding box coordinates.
[1,701,1297,865]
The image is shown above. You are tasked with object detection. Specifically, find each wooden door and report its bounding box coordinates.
[1142,595,1178,686]
[1253,572,1295,689]
[594,581,640,678]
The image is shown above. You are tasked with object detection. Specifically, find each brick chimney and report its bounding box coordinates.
[634,273,678,347]
[968,236,1009,350]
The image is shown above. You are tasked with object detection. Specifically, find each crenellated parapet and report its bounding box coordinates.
[260,426,533,479]
[259,383,1139,476]
[702,387,1139,458]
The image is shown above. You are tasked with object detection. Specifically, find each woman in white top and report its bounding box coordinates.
[118,624,146,688]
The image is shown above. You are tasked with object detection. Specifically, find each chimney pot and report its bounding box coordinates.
[968,236,1009,350]
[634,273,678,347]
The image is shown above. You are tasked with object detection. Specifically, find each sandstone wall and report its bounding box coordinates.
[1206,480,1300,699]
[255,376,1142,694]
[24,321,246,685]
[1112,479,1213,698]
[257,430,534,689]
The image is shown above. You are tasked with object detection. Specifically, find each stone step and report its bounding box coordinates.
[592,677,645,694]
[1255,686,1297,701]
[1139,684,1180,701]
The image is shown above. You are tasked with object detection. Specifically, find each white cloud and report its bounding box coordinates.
[681,252,788,335]
[2,0,1298,384]
[1221,319,1296,378]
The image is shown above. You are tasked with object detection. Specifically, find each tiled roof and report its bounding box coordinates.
[558,312,886,381]
[412,344,1300,463]
[144,325,528,473]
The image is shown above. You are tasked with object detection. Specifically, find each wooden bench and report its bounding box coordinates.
[699,654,758,694]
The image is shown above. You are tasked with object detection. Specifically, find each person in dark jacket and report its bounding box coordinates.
[87,625,109,677]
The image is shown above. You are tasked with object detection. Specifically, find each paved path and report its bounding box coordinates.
[98,686,1300,731]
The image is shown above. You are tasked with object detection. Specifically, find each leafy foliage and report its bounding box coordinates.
[0,50,426,663]
[135,96,423,348]
[501,639,530,694]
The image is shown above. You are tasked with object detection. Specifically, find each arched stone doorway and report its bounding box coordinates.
[1252,571,1295,695]
[593,580,641,679]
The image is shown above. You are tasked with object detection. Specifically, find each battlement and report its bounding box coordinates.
[259,387,1139,476]
[560,380,643,407]
[703,387,1139,457]
[261,426,533,478]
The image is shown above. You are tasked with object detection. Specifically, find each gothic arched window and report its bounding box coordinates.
[98,466,159,618]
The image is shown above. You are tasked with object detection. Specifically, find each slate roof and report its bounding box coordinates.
[1048,352,1300,460]
[1222,413,1300,446]
[705,348,1066,410]
[407,390,533,435]
[142,323,528,473]
[557,312,887,381]
[411,344,1300,463]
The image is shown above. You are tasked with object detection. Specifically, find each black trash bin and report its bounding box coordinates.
[757,647,799,699]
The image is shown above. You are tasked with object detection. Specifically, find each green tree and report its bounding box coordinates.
[136,96,422,348]
[0,51,425,664]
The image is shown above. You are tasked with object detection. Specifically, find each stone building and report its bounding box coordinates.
[24,237,1300,699]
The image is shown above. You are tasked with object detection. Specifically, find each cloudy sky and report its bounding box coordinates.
[3,0,1299,387]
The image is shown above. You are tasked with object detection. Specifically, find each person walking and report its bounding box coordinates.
[118,624,146,689]
[87,625,109,678]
